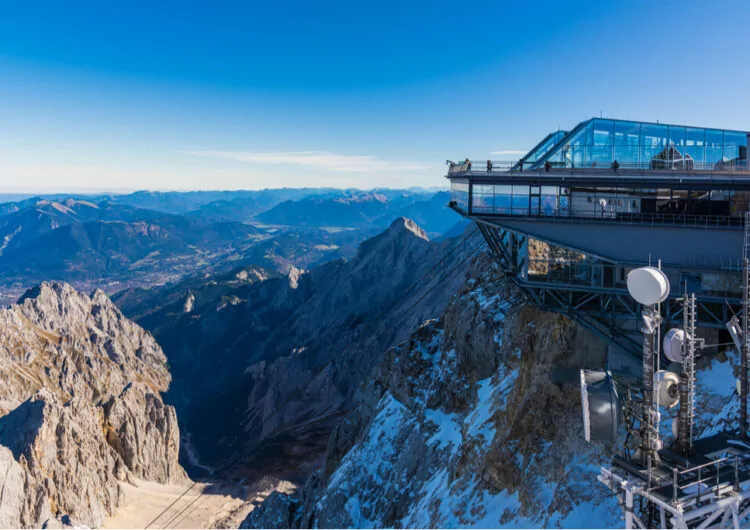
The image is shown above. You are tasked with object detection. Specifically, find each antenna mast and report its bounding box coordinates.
[742,211,750,438]
[678,289,697,454]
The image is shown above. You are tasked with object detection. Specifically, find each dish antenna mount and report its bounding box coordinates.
[627,265,669,464]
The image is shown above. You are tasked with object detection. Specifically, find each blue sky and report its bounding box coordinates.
[1,0,748,192]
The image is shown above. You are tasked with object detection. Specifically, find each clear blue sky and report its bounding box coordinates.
[1,0,748,192]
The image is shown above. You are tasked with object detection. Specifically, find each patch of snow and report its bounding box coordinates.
[0,226,21,256]
[424,408,462,454]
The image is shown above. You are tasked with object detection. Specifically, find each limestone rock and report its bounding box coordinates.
[140,219,481,468]
[184,291,195,313]
[246,258,619,528]
[103,382,186,484]
[0,446,25,529]
[0,282,186,528]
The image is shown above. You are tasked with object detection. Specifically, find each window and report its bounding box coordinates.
[724,131,747,161]
[641,124,668,165]
[706,129,723,165]
[685,128,705,167]
[668,126,686,149]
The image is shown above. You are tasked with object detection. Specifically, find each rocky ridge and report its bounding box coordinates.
[0,282,186,528]
[243,249,746,528]
[128,218,482,473]
[243,256,624,527]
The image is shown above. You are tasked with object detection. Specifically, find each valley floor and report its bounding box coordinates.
[103,478,295,529]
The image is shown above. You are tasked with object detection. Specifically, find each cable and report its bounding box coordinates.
[143,481,199,529]
[159,488,209,529]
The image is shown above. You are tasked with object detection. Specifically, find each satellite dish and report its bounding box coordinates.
[580,369,621,442]
[655,370,680,408]
[663,328,688,364]
[627,266,670,306]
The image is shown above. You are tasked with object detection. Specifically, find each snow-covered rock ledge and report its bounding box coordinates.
[244,258,624,528]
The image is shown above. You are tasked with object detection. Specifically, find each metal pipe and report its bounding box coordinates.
[742,255,749,438]
[679,291,691,455]
[642,306,656,464]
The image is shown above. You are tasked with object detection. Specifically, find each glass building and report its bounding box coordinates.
[530,118,748,171]
[512,130,567,169]
[449,117,750,225]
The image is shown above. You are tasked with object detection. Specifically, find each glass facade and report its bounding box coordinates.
[451,179,749,224]
[513,130,567,169]
[533,118,749,171]
[450,179,469,211]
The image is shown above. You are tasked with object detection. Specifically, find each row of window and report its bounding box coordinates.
[453,182,750,217]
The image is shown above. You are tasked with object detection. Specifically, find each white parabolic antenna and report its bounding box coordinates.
[627,266,670,306]
[663,328,687,364]
[656,370,680,408]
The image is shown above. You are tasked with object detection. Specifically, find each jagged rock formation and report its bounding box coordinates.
[0,282,186,528]
[184,291,196,313]
[244,257,624,528]
[126,218,481,472]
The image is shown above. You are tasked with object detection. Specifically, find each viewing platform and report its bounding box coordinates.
[446,117,750,352]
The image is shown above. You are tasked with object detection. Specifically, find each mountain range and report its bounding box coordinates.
[0,206,742,528]
[118,218,482,476]
[0,188,452,306]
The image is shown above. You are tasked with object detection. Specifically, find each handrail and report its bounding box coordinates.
[466,206,745,230]
[447,159,750,177]
[644,455,739,501]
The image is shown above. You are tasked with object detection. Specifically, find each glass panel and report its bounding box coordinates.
[559,195,569,213]
[706,129,724,165]
[450,180,470,210]
[531,119,748,172]
[592,119,614,146]
[471,193,492,212]
[511,194,529,215]
[614,146,639,167]
[724,131,747,161]
[511,184,529,215]
[668,126,686,149]
[494,195,511,213]
[641,124,668,167]
[685,127,705,168]
[524,130,567,164]
[614,121,640,146]
[540,195,557,214]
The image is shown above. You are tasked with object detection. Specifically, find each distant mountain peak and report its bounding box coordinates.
[18,280,81,306]
[387,217,429,242]
[287,266,305,289]
[353,217,430,263]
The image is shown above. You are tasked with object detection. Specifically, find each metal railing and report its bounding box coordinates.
[447,159,750,177]
[469,205,745,229]
[645,455,743,505]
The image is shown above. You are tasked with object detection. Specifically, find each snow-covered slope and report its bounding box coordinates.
[242,243,745,529]
[243,258,626,528]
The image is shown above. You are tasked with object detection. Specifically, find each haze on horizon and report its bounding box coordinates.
[1,0,748,193]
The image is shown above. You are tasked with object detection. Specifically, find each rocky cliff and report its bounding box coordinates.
[244,249,744,528]
[0,282,186,528]
[126,218,482,475]
[243,256,624,527]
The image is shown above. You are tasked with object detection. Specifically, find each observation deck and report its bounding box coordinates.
[446,117,750,356]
